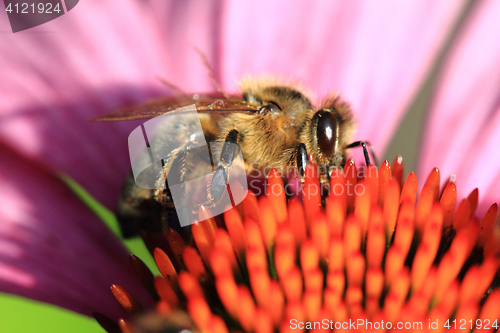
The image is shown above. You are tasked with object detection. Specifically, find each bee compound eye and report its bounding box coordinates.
[258,103,281,116]
[313,109,339,158]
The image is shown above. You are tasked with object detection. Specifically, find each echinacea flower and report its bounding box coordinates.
[104,160,500,333]
[1,0,500,332]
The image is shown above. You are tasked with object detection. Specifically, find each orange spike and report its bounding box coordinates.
[118,319,134,333]
[192,222,213,267]
[183,246,206,278]
[439,181,457,227]
[400,172,418,206]
[423,167,441,201]
[156,300,171,315]
[288,198,308,245]
[393,217,414,257]
[154,276,178,306]
[258,196,277,247]
[165,228,186,266]
[431,281,459,321]
[477,290,500,329]
[301,239,319,272]
[267,168,287,224]
[478,203,498,246]
[324,288,341,314]
[434,231,469,301]
[246,247,268,276]
[208,315,230,333]
[254,308,273,333]
[343,216,361,257]
[383,178,400,237]
[327,236,344,272]
[284,302,306,330]
[110,284,143,315]
[326,194,346,238]
[242,191,260,223]
[224,207,246,260]
[414,183,435,231]
[411,243,433,292]
[304,268,323,292]
[378,160,392,206]
[197,205,218,239]
[453,199,471,230]
[311,212,330,257]
[385,245,405,285]
[282,267,303,302]
[364,164,379,205]
[216,274,239,317]
[389,268,410,302]
[418,266,437,301]
[214,229,238,269]
[343,159,357,211]
[326,270,345,295]
[366,207,386,268]
[465,218,480,253]
[421,203,444,254]
[483,225,500,257]
[476,256,498,298]
[303,163,322,225]
[178,271,204,299]
[245,218,266,255]
[187,297,212,330]
[354,179,371,236]
[267,281,285,325]
[467,188,479,218]
[329,168,347,206]
[275,247,295,281]
[365,268,384,301]
[454,302,478,332]
[209,248,232,278]
[303,289,322,321]
[346,251,365,286]
[153,247,177,282]
[250,267,271,308]
[237,286,257,332]
[459,266,480,304]
[345,285,363,309]
[391,155,404,190]
[229,179,246,217]
[398,198,415,229]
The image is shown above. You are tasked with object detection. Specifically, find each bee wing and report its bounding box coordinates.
[91,94,260,121]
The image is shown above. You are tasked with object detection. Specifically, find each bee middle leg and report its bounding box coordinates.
[210,129,240,202]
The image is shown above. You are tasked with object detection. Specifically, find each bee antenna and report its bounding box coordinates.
[156,76,186,95]
[192,46,231,100]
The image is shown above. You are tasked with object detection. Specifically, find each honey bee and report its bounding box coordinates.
[93,77,375,238]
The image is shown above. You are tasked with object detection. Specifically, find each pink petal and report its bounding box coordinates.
[0,141,153,320]
[418,0,500,216]
[220,0,465,155]
[0,0,222,209]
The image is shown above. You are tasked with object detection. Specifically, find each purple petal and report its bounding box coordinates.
[418,0,500,216]
[220,0,466,154]
[0,0,222,209]
[0,141,153,320]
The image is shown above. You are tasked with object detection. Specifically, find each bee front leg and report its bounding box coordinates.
[296,143,309,179]
[210,129,240,203]
[345,141,378,167]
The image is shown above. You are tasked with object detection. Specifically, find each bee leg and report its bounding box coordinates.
[296,143,309,178]
[345,141,378,167]
[210,129,240,202]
